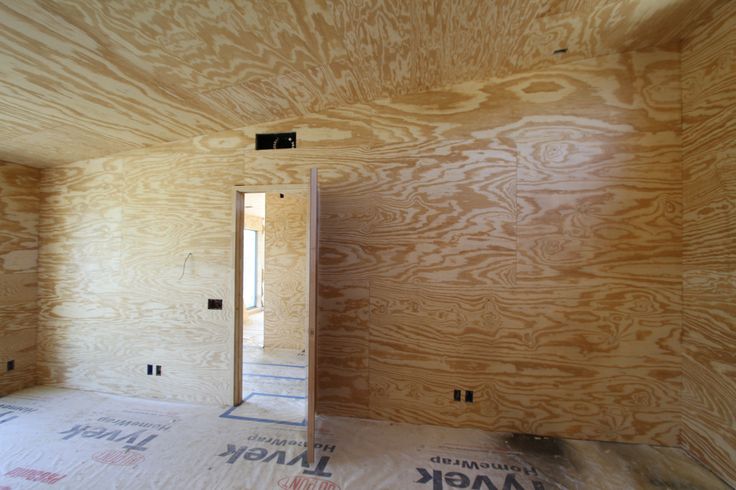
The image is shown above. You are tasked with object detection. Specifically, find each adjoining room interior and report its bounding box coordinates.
[0,1,734,488]
[242,192,265,349]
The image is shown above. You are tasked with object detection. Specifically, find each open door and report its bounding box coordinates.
[306,168,318,463]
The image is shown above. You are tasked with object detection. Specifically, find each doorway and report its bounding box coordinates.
[232,184,313,431]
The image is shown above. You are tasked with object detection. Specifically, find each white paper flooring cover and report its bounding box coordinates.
[235,347,306,426]
[0,387,728,490]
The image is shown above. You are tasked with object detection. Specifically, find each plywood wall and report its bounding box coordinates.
[0,161,40,395]
[243,214,263,232]
[38,47,682,446]
[263,192,307,351]
[243,212,264,310]
[680,0,736,485]
[38,149,241,404]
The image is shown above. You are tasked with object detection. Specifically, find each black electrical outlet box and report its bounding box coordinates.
[255,132,296,150]
[453,389,461,402]
[147,364,153,375]
[7,360,15,371]
[208,299,223,310]
[465,390,474,403]
[155,365,162,376]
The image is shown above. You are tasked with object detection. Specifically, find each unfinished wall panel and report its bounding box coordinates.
[368,280,681,443]
[37,48,682,446]
[0,161,40,395]
[247,48,682,445]
[680,0,736,485]
[316,279,371,418]
[38,147,242,405]
[263,191,308,351]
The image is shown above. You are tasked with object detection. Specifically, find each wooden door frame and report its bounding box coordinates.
[232,184,309,406]
[306,169,318,463]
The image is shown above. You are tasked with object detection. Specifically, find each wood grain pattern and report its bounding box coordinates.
[369,280,681,444]
[680,0,736,485]
[316,279,370,418]
[263,191,308,351]
[38,150,241,404]
[0,161,40,395]
[37,48,683,446]
[681,271,736,487]
[0,0,719,167]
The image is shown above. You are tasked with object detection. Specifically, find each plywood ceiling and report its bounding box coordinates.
[0,0,718,167]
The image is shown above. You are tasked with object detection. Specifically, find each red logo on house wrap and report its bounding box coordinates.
[278,476,341,490]
[92,449,145,466]
[4,467,66,485]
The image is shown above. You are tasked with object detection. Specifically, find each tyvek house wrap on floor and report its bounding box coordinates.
[0,387,727,490]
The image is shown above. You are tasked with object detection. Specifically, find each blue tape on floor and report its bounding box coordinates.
[220,409,306,427]
[245,392,306,401]
[244,373,306,381]
[219,392,306,426]
[244,362,306,369]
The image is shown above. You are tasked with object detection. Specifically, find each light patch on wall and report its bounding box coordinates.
[0,250,38,271]
[243,193,265,218]
[375,82,489,115]
[509,78,576,103]
[284,125,354,143]
[194,131,252,151]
